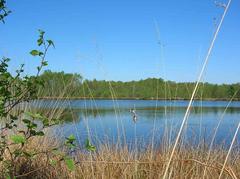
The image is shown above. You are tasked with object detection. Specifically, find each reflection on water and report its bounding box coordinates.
[32,100,240,148]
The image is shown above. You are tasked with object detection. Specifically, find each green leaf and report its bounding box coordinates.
[43,118,49,127]
[10,135,26,144]
[22,119,31,124]
[65,134,76,149]
[38,29,45,36]
[30,50,40,56]
[38,51,44,56]
[64,158,75,171]
[37,38,43,46]
[27,122,37,129]
[85,139,96,152]
[42,61,48,66]
[67,134,76,142]
[36,131,44,136]
[47,40,55,48]
[30,130,36,135]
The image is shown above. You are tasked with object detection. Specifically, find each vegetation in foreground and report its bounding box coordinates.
[2,134,240,179]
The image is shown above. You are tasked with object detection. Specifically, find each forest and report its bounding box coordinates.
[38,70,240,100]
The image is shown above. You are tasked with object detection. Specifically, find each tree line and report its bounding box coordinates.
[38,70,240,100]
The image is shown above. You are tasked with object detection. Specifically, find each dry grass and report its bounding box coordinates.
[4,134,239,179]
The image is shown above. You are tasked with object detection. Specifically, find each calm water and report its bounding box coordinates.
[33,99,240,148]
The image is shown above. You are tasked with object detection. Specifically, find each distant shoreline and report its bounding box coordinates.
[38,97,240,101]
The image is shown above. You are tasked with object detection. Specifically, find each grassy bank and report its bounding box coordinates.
[3,134,239,179]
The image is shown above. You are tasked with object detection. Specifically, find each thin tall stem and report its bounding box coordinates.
[162,1,232,178]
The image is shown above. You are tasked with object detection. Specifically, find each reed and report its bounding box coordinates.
[5,134,240,179]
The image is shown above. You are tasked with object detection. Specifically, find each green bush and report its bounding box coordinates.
[0,3,77,177]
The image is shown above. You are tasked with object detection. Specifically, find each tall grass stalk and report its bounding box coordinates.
[203,89,239,178]
[218,119,240,179]
[162,0,232,178]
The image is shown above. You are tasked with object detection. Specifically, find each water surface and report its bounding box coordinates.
[33,99,240,149]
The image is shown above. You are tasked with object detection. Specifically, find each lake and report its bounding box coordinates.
[33,99,240,149]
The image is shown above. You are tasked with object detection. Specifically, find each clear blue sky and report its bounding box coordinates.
[0,0,239,84]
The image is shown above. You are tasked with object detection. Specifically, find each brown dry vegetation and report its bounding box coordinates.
[2,134,239,179]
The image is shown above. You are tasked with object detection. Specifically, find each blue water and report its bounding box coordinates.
[33,99,240,109]
[34,100,240,149]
